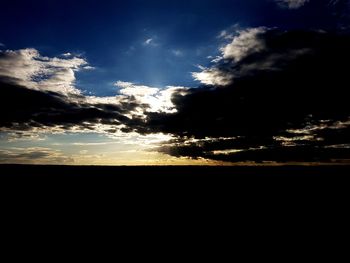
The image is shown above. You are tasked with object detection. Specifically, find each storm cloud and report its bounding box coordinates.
[0,80,141,132]
[143,29,350,163]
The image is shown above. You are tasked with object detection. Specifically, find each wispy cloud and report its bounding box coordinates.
[0,147,72,164]
[143,37,160,47]
[144,38,153,45]
[62,52,72,57]
[171,49,183,57]
[217,24,241,40]
[275,0,310,9]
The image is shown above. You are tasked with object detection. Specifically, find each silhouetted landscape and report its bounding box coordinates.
[2,164,350,177]
[2,164,349,201]
[2,164,349,188]
[1,163,349,231]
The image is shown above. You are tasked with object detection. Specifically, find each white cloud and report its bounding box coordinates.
[84,95,118,105]
[192,27,268,86]
[192,27,312,86]
[116,81,159,97]
[192,66,233,86]
[83,65,95,70]
[275,0,310,9]
[0,48,91,95]
[220,27,267,62]
[192,25,272,86]
[115,81,187,114]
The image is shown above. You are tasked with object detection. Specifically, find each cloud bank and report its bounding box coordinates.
[0,48,183,135]
[144,29,350,163]
[2,28,350,163]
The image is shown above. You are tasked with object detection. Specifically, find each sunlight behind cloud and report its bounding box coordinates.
[115,81,187,114]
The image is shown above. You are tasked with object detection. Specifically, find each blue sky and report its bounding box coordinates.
[1,0,341,95]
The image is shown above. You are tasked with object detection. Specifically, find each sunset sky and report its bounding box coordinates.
[1,0,350,165]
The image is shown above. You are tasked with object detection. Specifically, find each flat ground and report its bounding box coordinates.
[1,164,348,217]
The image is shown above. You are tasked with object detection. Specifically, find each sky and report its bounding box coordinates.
[0,0,350,165]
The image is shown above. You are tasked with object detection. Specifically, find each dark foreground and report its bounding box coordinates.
[1,164,349,233]
[1,164,350,206]
[2,163,350,176]
[1,164,349,193]
[2,163,350,177]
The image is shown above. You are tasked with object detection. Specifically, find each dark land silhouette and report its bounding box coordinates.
[1,164,349,194]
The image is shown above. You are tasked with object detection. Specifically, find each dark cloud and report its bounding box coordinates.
[0,78,141,132]
[142,29,350,163]
[157,136,350,163]
[329,0,350,30]
[0,147,73,164]
[0,48,149,134]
